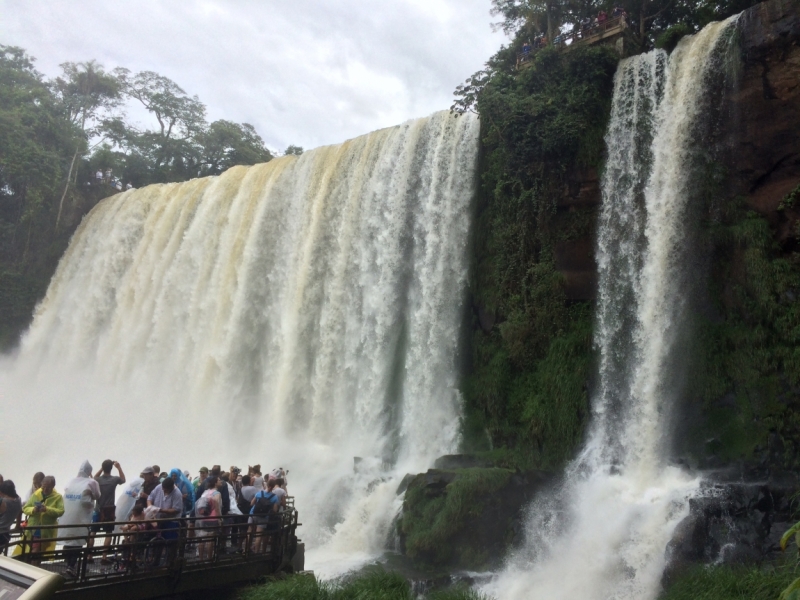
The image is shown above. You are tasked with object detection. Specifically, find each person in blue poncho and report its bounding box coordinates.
[169,468,194,516]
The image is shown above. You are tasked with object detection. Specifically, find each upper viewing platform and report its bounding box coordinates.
[517,14,633,69]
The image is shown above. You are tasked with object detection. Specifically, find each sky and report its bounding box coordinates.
[1,0,507,153]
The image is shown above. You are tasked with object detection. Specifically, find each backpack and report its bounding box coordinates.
[237,497,252,516]
[252,492,276,516]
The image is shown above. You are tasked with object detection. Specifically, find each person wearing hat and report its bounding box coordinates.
[138,467,159,500]
[193,467,209,493]
[0,479,22,553]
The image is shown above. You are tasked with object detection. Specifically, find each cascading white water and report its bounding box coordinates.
[0,110,479,577]
[486,17,738,600]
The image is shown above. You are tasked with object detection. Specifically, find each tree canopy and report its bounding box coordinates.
[0,45,276,347]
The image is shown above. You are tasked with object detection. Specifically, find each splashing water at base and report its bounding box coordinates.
[486,16,739,600]
[0,111,479,578]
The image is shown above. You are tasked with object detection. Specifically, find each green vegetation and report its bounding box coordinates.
[239,570,490,600]
[0,45,283,348]
[459,45,618,469]
[398,468,513,566]
[684,199,800,467]
[485,0,759,58]
[660,565,797,600]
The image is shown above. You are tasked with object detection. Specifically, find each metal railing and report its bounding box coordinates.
[2,508,299,590]
[516,16,628,68]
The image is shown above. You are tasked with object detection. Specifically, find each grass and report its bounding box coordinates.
[238,570,491,600]
[661,565,799,600]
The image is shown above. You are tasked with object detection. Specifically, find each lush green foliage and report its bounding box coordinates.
[660,565,797,600]
[239,570,490,600]
[462,46,617,468]
[684,198,800,467]
[398,468,513,566]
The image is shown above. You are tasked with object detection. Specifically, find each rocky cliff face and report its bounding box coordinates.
[666,0,800,577]
[730,0,800,246]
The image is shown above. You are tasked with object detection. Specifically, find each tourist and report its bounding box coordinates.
[193,466,208,493]
[147,476,183,565]
[147,477,183,521]
[115,477,143,523]
[201,466,230,517]
[0,480,22,554]
[271,478,287,510]
[152,465,162,480]
[250,465,264,490]
[168,468,194,516]
[60,461,100,574]
[138,466,159,500]
[16,476,63,560]
[93,459,126,562]
[195,476,222,560]
[238,475,257,514]
[22,472,45,503]
[249,480,281,553]
[125,182,133,190]
[598,10,607,24]
[522,40,531,56]
[119,503,150,567]
[223,474,246,552]
[268,467,287,490]
[104,168,112,183]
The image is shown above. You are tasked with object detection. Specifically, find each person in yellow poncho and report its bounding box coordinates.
[13,475,64,559]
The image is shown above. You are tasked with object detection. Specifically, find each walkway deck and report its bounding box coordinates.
[517,16,630,69]
[3,505,301,600]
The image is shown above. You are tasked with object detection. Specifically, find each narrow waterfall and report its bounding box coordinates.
[0,110,479,576]
[487,17,738,600]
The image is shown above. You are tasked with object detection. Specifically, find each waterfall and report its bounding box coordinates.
[0,110,479,577]
[486,16,738,600]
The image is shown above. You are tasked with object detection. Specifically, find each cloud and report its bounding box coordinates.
[1,0,506,151]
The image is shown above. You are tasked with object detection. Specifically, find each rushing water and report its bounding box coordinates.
[486,16,738,600]
[0,110,479,577]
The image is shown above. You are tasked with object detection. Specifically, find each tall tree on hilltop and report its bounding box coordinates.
[52,60,120,228]
[198,120,272,176]
[110,69,207,182]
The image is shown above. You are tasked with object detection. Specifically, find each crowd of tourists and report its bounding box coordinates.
[0,461,289,575]
[91,168,133,192]
[520,5,628,58]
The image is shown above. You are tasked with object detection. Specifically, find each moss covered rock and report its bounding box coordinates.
[396,467,552,570]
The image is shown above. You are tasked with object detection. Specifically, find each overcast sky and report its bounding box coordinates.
[1,0,507,153]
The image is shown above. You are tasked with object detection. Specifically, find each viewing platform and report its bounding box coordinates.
[516,16,633,70]
[1,503,302,600]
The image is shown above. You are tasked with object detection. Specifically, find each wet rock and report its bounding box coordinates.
[665,473,800,584]
[433,454,494,470]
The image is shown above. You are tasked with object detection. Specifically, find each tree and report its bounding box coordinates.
[284,145,303,156]
[0,46,76,258]
[52,61,120,227]
[198,120,272,175]
[110,69,207,181]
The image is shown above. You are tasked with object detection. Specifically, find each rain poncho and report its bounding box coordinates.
[59,461,101,544]
[169,468,194,516]
[114,477,143,528]
[14,487,64,556]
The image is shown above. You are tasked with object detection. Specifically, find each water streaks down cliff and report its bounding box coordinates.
[486,17,739,600]
[0,111,479,576]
